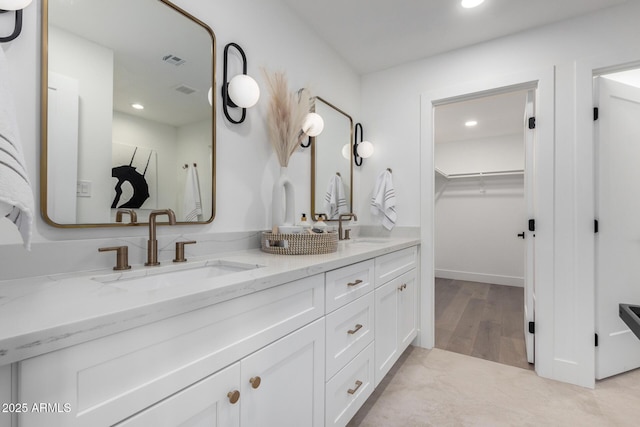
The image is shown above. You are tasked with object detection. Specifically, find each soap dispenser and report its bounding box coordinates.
[299,213,312,231]
[313,214,328,233]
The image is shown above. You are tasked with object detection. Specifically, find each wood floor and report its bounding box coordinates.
[435,277,533,370]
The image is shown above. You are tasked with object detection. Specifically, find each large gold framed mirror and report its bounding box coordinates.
[311,97,353,220]
[41,0,216,227]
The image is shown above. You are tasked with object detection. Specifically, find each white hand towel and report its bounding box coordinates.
[370,169,396,230]
[183,165,202,221]
[0,46,34,249]
[324,174,348,219]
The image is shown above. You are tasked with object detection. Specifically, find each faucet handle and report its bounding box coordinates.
[173,240,197,263]
[98,246,131,271]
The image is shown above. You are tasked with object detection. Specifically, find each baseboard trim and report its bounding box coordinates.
[435,269,524,287]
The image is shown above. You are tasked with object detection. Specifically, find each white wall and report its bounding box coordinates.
[0,0,360,247]
[359,1,640,388]
[435,134,525,287]
[176,120,212,221]
[49,26,114,224]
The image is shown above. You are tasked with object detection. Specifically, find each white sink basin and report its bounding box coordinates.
[92,260,263,292]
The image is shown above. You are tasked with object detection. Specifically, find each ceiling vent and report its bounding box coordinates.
[162,54,186,66]
[175,84,197,95]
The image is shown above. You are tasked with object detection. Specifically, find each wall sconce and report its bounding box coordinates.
[0,0,31,43]
[221,42,260,124]
[299,93,324,148]
[354,123,374,166]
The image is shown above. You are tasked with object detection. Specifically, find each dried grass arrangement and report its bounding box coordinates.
[263,70,313,167]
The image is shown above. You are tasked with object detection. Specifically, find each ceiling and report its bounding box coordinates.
[434,89,529,144]
[282,0,628,74]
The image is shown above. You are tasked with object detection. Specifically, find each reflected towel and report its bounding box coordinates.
[183,165,202,221]
[324,174,348,219]
[370,169,396,230]
[0,46,34,249]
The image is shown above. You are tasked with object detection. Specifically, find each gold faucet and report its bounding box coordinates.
[338,213,358,240]
[115,209,137,224]
[145,209,177,266]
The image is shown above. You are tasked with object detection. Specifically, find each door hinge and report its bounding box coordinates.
[528,219,535,232]
[528,117,536,129]
[594,107,599,121]
[528,321,535,334]
[595,333,599,347]
[594,219,599,233]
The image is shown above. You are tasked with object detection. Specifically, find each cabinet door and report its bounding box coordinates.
[115,363,240,427]
[374,278,399,387]
[397,270,418,352]
[240,318,325,427]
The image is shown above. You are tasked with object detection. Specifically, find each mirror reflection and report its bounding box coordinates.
[43,0,215,226]
[311,97,353,220]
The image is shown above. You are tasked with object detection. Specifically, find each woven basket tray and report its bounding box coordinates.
[261,231,338,255]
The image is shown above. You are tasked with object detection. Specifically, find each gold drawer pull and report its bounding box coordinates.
[347,279,363,287]
[398,284,407,291]
[347,380,363,395]
[227,390,240,404]
[250,376,261,389]
[347,324,363,335]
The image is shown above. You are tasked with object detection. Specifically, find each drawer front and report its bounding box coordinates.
[325,343,374,427]
[19,274,324,427]
[326,292,374,379]
[326,259,374,313]
[375,246,417,287]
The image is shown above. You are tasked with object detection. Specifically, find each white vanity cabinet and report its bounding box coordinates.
[18,274,324,427]
[374,247,418,386]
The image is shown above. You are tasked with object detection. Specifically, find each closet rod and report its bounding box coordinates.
[437,169,524,179]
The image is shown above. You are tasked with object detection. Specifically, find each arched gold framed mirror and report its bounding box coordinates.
[41,0,216,227]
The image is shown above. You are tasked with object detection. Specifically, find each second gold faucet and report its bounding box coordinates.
[145,209,177,266]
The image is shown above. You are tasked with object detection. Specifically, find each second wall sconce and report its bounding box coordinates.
[354,123,374,166]
[0,0,31,43]
[222,42,260,124]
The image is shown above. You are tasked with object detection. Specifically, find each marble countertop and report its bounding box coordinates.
[0,237,419,366]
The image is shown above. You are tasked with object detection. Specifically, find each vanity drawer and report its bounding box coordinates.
[326,292,374,379]
[326,259,374,313]
[375,246,417,287]
[325,343,374,427]
[18,274,324,427]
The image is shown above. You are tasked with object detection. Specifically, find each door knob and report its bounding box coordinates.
[517,232,525,239]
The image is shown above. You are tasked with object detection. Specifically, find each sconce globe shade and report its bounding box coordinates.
[302,112,324,137]
[208,87,213,106]
[228,74,260,108]
[0,0,31,10]
[342,143,351,160]
[357,140,374,158]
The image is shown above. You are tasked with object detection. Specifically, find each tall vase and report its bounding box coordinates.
[272,166,296,228]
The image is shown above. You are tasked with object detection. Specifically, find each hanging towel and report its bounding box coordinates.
[183,165,202,221]
[370,169,396,230]
[324,174,348,219]
[0,46,34,249]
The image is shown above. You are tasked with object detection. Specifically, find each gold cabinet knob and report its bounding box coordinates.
[398,283,407,291]
[249,376,261,389]
[347,279,363,287]
[227,390,240,404]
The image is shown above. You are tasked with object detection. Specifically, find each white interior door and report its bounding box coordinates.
[595,76,640,380]
[523,89,536,364]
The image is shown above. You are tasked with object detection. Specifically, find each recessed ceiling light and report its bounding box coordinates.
[461,0,484,9]
[465,120,478,127]
[131,103,144,110]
